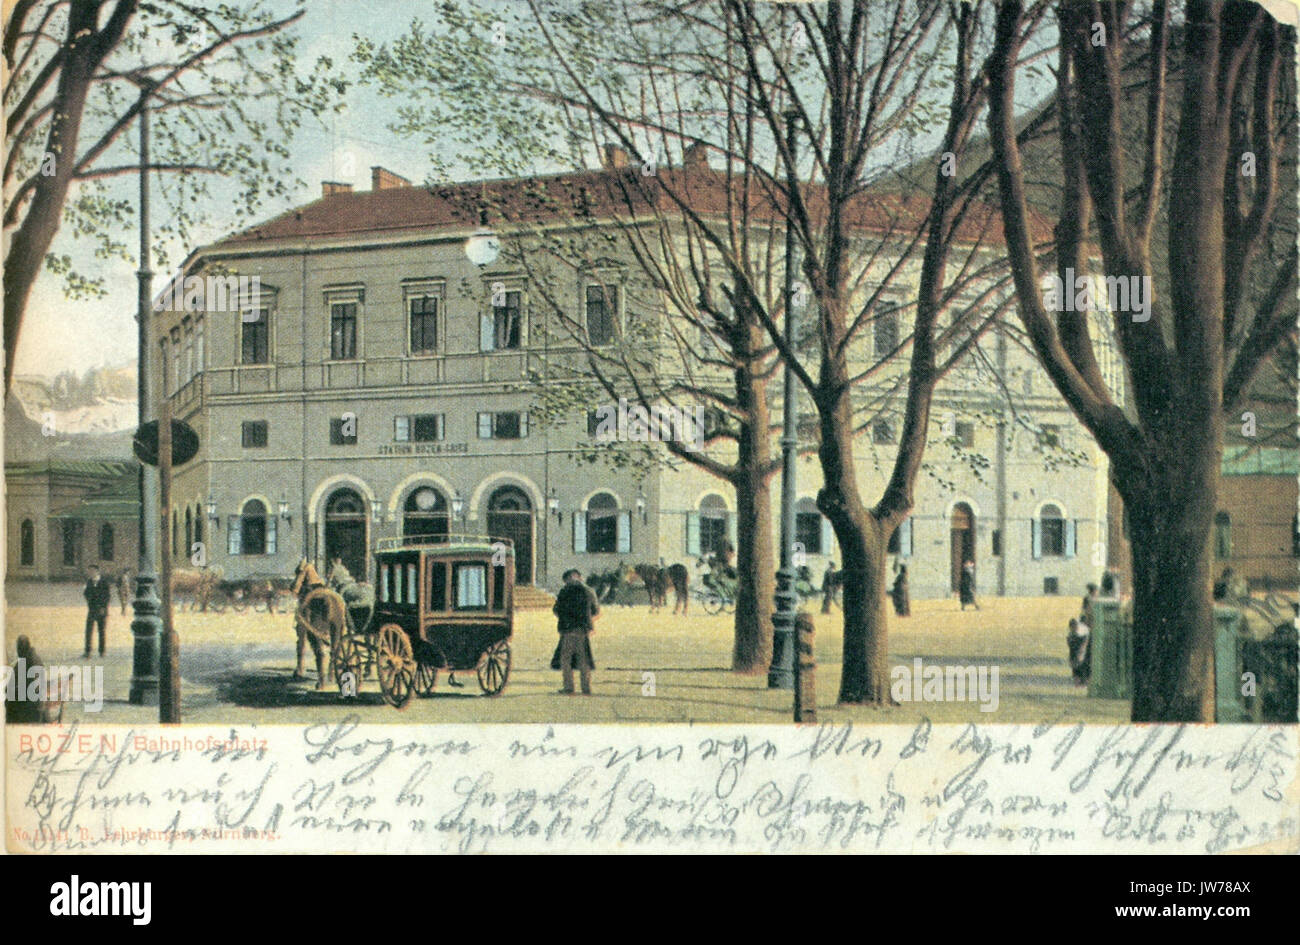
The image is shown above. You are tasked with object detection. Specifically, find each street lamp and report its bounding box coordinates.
[205,494,219,527]
[548,488,561,523]
[278,492,292,525]
[769,109,802,691]
[370,498,384,525]
[452,491,465,521]
[464,202,499,269]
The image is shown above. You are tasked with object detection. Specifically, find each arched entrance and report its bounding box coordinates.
[486,486,534,584]
[950,502,975,592]
[403,486,450,544]
[324,488,368,580]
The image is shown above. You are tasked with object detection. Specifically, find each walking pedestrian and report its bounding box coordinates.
[821,561,839,614]
[959,560,979,610]
[551,568,598,695]
[1066,617,1091,686]
[116,567,132,616]
[82,565,111,657]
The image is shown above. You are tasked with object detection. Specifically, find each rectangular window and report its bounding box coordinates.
[330,302,358,360]
[492,290,522,350]
[241,421,268,448]
[1043,577,1059,595]
[493,564,507,611]
[170,327,182,393]
[330,417,358,446]
[182,317,194,384]
[62,519,83,567]
[394,414,444,442]
[241,308,269,364]
[478,411,528,440]
[585,284,618,345]
[874,308,899,358]
[699,515,729,556]
[454,563,488,610]
[195,316,205,374]
[795,512,823,555]
[955,421,975,447]
[428,561,448,611]
[409,295,438,354]
[991,529,1002,557]
[1041,518,1066,557]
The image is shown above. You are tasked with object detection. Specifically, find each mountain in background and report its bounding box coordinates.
[4,362,137,462]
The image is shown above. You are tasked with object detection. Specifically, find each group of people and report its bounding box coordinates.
[1066,570,1123,687]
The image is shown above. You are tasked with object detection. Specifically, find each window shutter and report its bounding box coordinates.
[1031,518,1042,559]
[480,313,494,351]
[573,511,587,553]
[436,415,445,440]
[900,517,913,557]
[266,515,277,555]
[228,516,241,556]
[478,413,493,439]
[617,511,631,553]
[686,512,700,556]
[727,512,736,546]
[520,412,529,437]
[1066,520,1076,558]
[821,516,834,557]
[394,416,409,441]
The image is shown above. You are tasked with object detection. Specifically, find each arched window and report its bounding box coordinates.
[229,499,275,556]
[575,492,628,554]
[403,487,449,543]
[20,519,34,566]
[1214,511,1232,560]
[99,523,115,561]
[795,498,828,555]
[1039,504,1065,556]
[686,494,732,557]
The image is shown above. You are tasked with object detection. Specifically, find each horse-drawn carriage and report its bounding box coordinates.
[292,536,514,709]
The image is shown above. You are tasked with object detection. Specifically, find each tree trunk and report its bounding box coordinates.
[1127,485,1217,723]
[732,467,774,672]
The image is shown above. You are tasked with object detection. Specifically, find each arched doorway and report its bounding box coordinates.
[486,486,534,584]
[950,502,975,592]
[403,486,449,544]
[324,488,368,580]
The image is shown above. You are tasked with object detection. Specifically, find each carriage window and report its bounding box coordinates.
[380,565,390,603]
[429,562,447,611]
[493,564,507,611]
[454,563,488,610]
[406,563,417,604]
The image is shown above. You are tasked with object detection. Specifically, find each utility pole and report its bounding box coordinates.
[768,109,801,691]
[128,77,161,707]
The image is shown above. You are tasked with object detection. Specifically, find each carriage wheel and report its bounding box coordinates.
[415,661,438,696]
[209,596,228,614]
[332,634,362,696]
[376,624,415,709]
[703,590,724,616]
[476,640,511,696]
[231,594,248,613]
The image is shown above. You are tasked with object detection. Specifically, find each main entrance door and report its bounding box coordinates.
[324,488,368,580]
[486,486,534,584]
[950,502,975,592]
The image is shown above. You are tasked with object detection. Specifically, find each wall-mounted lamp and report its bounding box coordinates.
[278,492,293,527]
[548,488,561,523]
[451,490,465,520]
[370,498,384,525]
[635,486,647,524]
[206,494,220,530]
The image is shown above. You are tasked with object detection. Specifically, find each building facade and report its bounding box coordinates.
[150,164,1113,599]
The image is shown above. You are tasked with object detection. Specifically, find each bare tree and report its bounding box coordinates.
[986,0,1297,721]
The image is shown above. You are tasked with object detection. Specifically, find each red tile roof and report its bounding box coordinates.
[211,165,1050,250]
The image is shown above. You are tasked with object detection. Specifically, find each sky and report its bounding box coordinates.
[14,0,473,380]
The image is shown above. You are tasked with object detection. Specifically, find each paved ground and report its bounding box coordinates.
[4,582,1130,725]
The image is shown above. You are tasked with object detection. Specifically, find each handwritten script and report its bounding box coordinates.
[7,720,1297,853]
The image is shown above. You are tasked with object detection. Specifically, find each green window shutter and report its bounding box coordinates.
[900,517,913,557]
[480,313,494,351]
[520,412,529,438]
[821,516,834,557]
[1065,520,1077,558]
[395,416,409,441]
[617,511,631,553]
[266,515,277,555]
[477,413,493,439]
[686,512,700,556]
[1031,518,1042,559]
[573,511,587,553]
[227,516,241,556]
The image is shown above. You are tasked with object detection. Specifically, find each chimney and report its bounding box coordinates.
[371,166,412,191]
[322,181,353,197]
[601,144,629,169]
[683,142,708,170]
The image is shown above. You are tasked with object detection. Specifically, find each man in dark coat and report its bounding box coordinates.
[1066,618,1091,686]
[552,568,599,695]
[891,564,910,617]
[959,560,979,610]
[83,565,111,657]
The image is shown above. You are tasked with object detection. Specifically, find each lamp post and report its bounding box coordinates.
[768,109,801,691]
[129,76,161,706]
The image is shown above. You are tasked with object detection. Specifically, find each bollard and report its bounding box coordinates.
[794,611,816,722]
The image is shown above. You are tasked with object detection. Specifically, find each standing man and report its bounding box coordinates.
[83,565,111,657]
[959,560,980,611]
[552,568,598,695]
[891,564,911,617]
[117,567,132,616]
[821,561,839,614]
